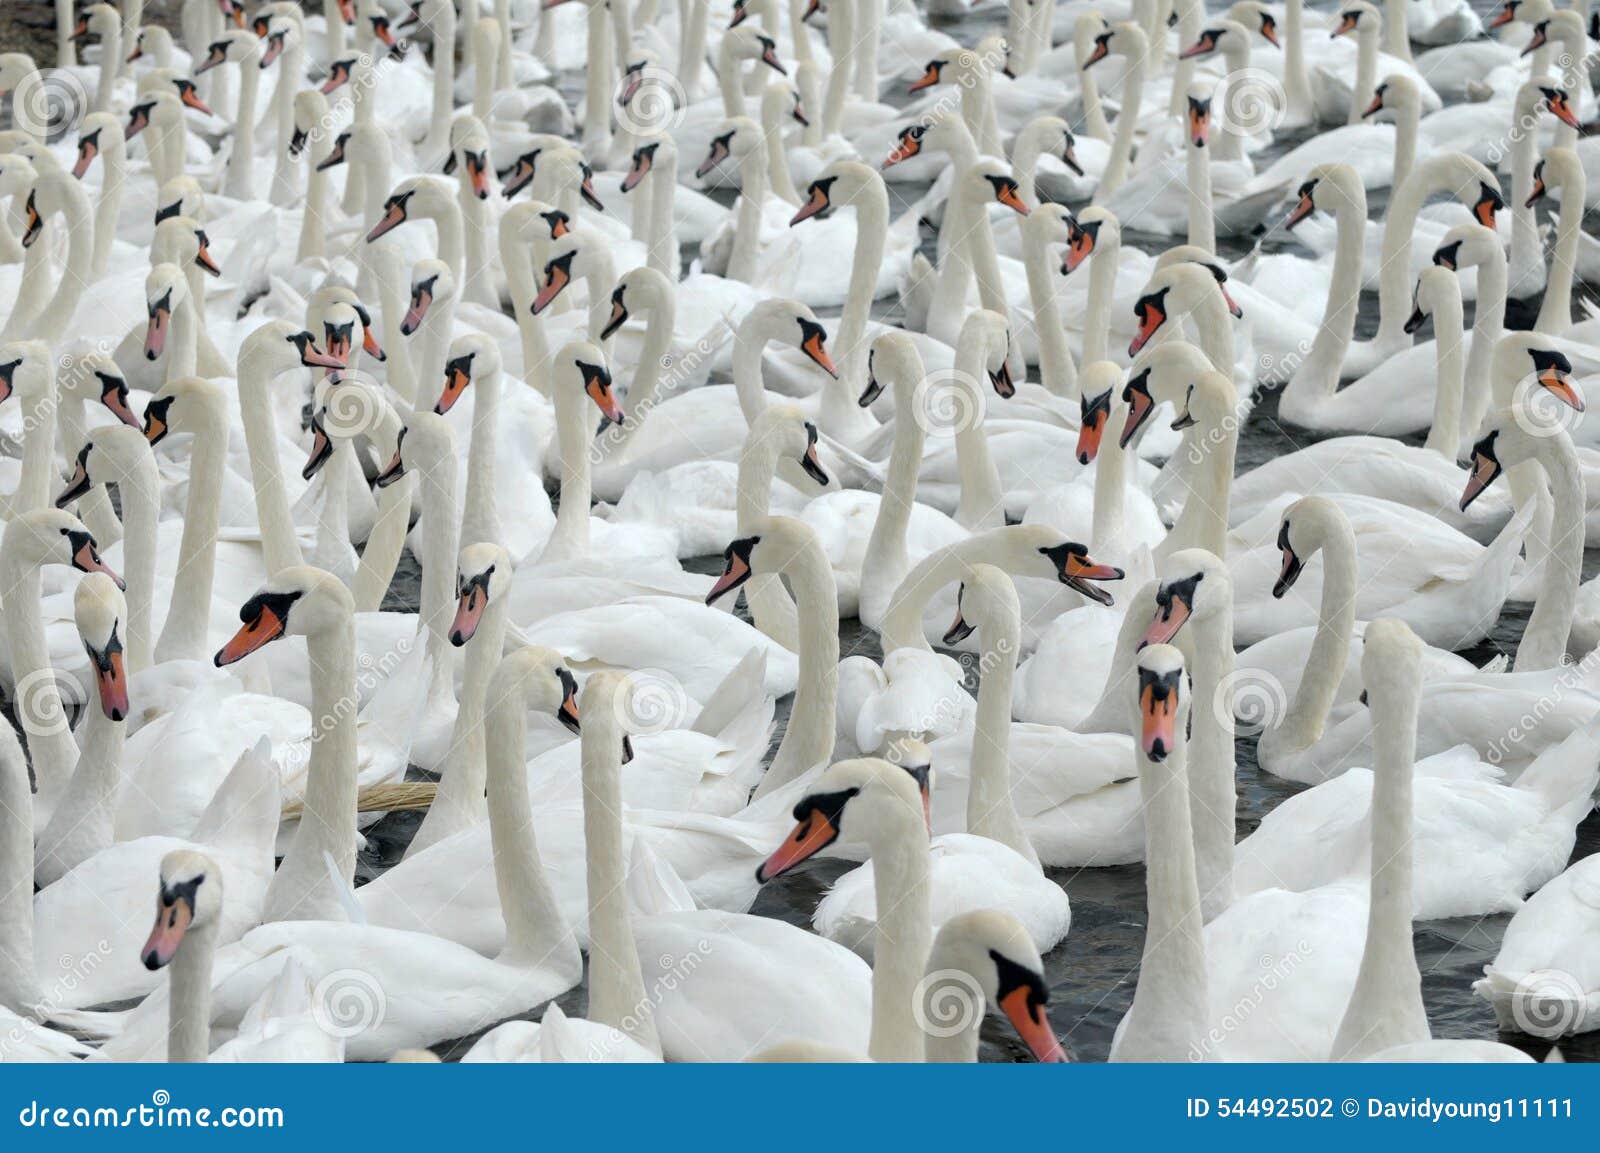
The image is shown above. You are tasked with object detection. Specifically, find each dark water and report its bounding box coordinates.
[350,0,1600,1061]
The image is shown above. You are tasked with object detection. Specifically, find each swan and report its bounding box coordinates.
[813,567,1074,955]
[754,755,1062,1062]
[1234,617,1600,921]
[1081,21,1149,204]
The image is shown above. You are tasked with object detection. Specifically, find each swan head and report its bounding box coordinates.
[435,332,500,416]
[0,54,40,98]
[1281,163,1361,231]
[1155,247,1244,319]
[941,563,1018,647]
[245,321,347,379]
[1140,549,1231,649]
[367,176,451,242]
[1361,73,1419,121]
[1061,207,1111,274]
[1430,221,1496,273]
[739,298,838,379]
[1135,644,1188,763]
[600,266,671,340]
[168,78,215,117]
[927,910,1067,1063]
[70,111,122,178]
[957,308,1015,398]
[451,543,513,646]
[1226,1,1280,48]
[1359,619,1422,717]
[142,376,225,454]
[325,299,385,366]
[532,230,610,314]
[402,258,454,335]
[215,566,354,666]
[1533,84,1582,131]
[1179,19,1249,60]
[706,516,824,605]
[150,214,221,278]
[59,351,140,427]
[1329,2,1378,39]
[141,851,223,970]
[1036,539,1124,605]
[722,25,787,76]
[57,424,150,512]
[964,158,1030,217]
[1075,361,1124,464]
[154,174,205,225]
[1272,495,1348,600]
[1083,21,1145,69]
[373,409,454,490]
[1526,147,1581,207]
[860,329,922,406]
[1404,265,1461,336]
[748,406,831,489]
[142,262,190,361]
[620,139,661,194]
[1185,88,1212,147]
[0,339,52,408]
[1461,429,1506,510]
[695,117,761,180]
[194,29,258,75]
[1488,0,1525,29]
[0,509,123,588]
[1491,333,1584,418]
[491,645,582,738]
[74,3,121,43]
[757,757,923,883]
[444,117,492,200]
[617,48,662,107]
[1522,10,1584,58]
[75,573,129,723]
[552,340,624,426]
[792,159,881,226]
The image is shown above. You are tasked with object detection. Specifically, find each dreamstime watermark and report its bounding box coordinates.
[614,668,692,735]
[1212,68,1286,139]
[584,938,714,1061]
[1188,939,1313,1061]
[7,71,87,142]
[1507,967,1586,1038]
[1216,667,1288,737]
[311,968,388,1040]
[1,941,115,1058]
[913,967,987,1038]
[1484,646,1600,764]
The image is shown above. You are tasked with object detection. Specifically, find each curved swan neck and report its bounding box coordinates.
[1287,185,1364,403]
[1186,132,1215,252]
[1021,214,1078,399]
[756,534,839,795]
[1422,289,1467,457]
[239,346,309,573]
[1534,160,1581,334]
[735,435,800,649]
[1517,434,1582,670]
[485,675,578,965]
[824,179,887,439]
[1082,226,1120,364]
[1283,528,1356,747]
[1093,47,1145,203]
[460,368,502,547]
[154,406,226,663]
[1186,606,1236,921]
[543,379,595,563]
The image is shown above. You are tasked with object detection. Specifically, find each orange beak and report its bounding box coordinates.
[802,331,839,378]
[1539,367,1584,412]
[706,552,751,603]
[1063,226,1094,273]
[92,646,129,722]
[1140,682,1178,761]
[999,986,1068,1063]
[1460,448,1501,510]
[756,810,839,882]
[214,605,287,666]
[73,136,99,179]
[466,154,491,200]
[144,304,170,361]
[532,263,570,315]
[72,538,125,589]
[908,62,942,92]
[450,583,488,645]
[995,182,1030,216]
[366,199,408,242]
[141,897,193,970]
[585,373,625,425]
[1361,91,1384,118]
[179,86,214,116]
[1284,192,1315,230]
[1140,597,1191,649]
[1545,90,1581,129]
[884,133,921,168]
[1076,406,1105,465]
[790,185,831,225]
[1128,305,1165,357]
[437,363,472,414]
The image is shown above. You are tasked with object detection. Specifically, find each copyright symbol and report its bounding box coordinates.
[1341,1099,1358,1118]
